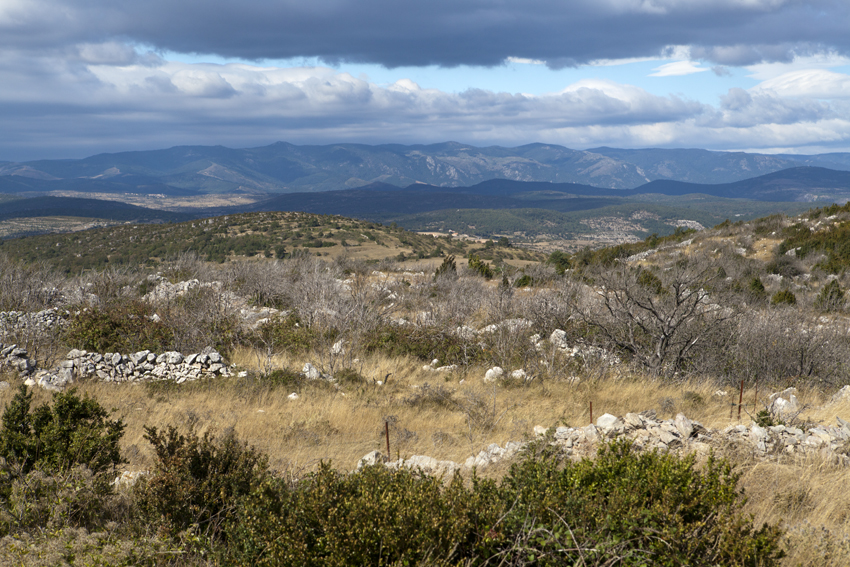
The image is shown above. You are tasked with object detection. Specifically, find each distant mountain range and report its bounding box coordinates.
[247,167,850,218]
[2,142,850,194]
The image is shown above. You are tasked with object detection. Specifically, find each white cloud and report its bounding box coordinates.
[3,48,850,159]
[649,60,710,76]
[755,69,850,99]
[746,53,850,81]
[506,57,546,65]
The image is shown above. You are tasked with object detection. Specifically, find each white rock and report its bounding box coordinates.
[674,414,694,439]
[483,366,504,383]
[288,392,299,400]
[830,385,850,404]
[509,369,527,381]
[357,450,386,469]
[769,387,798,403]
[596,413,621,430]
[772,395,799,415]
[550,329,569,349]
[302,363,321,380]
[533,425,548,436]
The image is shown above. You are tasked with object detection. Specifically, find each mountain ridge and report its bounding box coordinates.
[3,142,849,194]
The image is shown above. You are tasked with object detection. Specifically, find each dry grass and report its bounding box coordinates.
[3,352,824,473]
[4,359,850,565]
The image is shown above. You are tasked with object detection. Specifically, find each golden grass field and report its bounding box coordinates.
[5,347,850,565]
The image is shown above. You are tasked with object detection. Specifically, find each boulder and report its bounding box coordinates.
[596,413,621,430]
[302,363,321,380]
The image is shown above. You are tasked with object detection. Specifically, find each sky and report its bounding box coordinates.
[2,0,850,161]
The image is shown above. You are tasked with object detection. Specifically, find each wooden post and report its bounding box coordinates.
[385,420,390,457]
[754,383,758,413]
[737,379,744,422]
[590,401,593,425]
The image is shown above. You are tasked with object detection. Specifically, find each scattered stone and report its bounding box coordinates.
[509,369,528,381]
[358,400,850,477]
[302,363,321,380]
[483,366,504,383]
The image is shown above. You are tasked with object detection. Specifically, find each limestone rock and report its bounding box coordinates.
[483,366,504,383]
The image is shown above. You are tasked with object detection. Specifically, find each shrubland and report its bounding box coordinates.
[1,206,850,564]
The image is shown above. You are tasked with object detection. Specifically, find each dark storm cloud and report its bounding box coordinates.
[2,0,849,67]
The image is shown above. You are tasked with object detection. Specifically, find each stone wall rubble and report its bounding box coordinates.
[0,343,37,377]
[360,400,850,476]
[0,308,67,340]
[10,346,230,391]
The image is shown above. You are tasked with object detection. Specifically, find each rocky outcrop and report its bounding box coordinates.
[545,329,621,365]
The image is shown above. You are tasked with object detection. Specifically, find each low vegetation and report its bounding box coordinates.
[0,212,540,273]
[2,203,850,564]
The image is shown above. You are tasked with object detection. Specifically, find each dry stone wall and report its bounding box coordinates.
[22,346,230,391]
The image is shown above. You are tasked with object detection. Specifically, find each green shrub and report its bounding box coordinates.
[547,250,571,274]
[816,279,845,311]
[224,463,499,566]
[749,277,767,299]
[468,254,494,279]
[0,386,125,481]
[363,324,485,365]
[224,441,783,566]
[250,314,319,354]
[434,255,457,279]
[261,367,304,389]
[0,386,125,535]
[771,289,797,305]
[63,301,174,353]
[491,440,784,566]
[513,274,533,288]
[637,268,665,295]
[134,425,268,541]
[1,465,116,533]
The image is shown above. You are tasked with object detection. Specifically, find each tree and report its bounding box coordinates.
[568,260,738,376]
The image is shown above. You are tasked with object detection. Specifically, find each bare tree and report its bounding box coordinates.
[568,259,739,376]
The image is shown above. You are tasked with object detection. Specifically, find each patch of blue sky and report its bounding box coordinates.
[157,47,759,105]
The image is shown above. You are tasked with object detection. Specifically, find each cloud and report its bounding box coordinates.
[1,0,849,69]
[2,51,848,160]
[755,69,850,98]
[649,61,710,76]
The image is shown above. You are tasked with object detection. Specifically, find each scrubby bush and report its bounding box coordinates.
[134,425,268,541]
[771,289,797,306]
[490,440,784,566]
[224,463,498,566]
[468,253,494,279]
[363,324,485,366]
[0,386,125,481]
[63,301,174,353]
[224,441,783,566]
[816,279,845,311]
[0,386,126,535]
